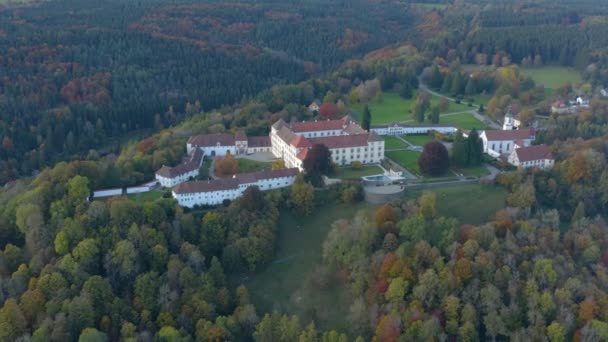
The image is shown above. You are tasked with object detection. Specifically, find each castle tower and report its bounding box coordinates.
[503,110,514,131]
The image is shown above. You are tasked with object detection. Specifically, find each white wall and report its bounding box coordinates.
[93,189,122,198]
[126,186,149,194]
[173,175,297,207]
[300,130,343,138]
[371,126,456,136]
[199,146,235,157]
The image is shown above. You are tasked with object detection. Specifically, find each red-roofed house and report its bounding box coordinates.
[551,100,569,114]
[507,144,554,170]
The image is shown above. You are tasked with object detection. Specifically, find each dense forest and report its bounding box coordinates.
[0,0,416,184]
[3,0,608,340]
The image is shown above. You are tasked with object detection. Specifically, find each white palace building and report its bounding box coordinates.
[270,116,385,170]
[172,168,298,207]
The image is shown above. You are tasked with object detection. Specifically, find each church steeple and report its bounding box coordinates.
[503,108,514,130]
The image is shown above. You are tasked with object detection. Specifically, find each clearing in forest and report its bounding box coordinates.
[352,91,470,125]
[520,66,582,90]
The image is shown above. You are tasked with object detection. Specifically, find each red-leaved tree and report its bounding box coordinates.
[318,103,340,119]
[418,141,449,176]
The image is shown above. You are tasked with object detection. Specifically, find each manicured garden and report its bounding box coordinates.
[520,66,582,90]
[404,184,508,224]
[383,135,409,149]
[352,91,471,125]
[237,158,273,173]
[334,164,384,179]
[386,150,421,174]
[403,134,434,146]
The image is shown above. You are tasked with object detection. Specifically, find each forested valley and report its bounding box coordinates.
[3,0,608,341]
[0,0,415,184]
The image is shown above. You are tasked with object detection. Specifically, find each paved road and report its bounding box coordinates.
[482,164,501,181]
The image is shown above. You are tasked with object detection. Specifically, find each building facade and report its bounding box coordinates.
[187,132,271,156]
[172,168,299,207]
[270,116,385,170]
[371,123,457,136]
[507,144,554,170]
[480,128,536,158]
[155,148,204,187]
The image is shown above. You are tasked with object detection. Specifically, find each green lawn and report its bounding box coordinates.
[440,113,488,130]
[404,134,434,146]
[520,66,582,90]
[238,158,273,173]
[453,166,490,177]
[386,150,421,174]
[126,190,164,202]
[237,202,375,331]
[335,164,384,179]
[467,93,492,107]
[404,184,508,224]
[383,135,409,149]
[352,91,470,125]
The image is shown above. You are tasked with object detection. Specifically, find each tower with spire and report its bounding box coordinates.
[503,108,514,131]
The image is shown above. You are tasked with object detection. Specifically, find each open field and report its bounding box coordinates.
[383,135,409,149]
[404,184,508,224]
[352,91,471,125]
[386,150,421,174]
[238,201,375,331]
[238,158,273,173]
[404,134,434,146]
[520,66,582,90]
[440,113,488,130]
[334,164,384,179]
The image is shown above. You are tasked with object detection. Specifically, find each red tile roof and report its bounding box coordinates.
[156,148,203,178]
[174,178,239,194]
[289,117,349,133]
[235,131,247,141]
[174,168,299,194]
[296,149,309,161]
[308,134,370,149]
[515,144,554,162]
[188,133,235,147]
[483,128,535,141]
[291,135,311,148]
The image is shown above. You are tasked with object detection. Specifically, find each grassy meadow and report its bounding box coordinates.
[404,184,508,224]
[352,91,470,125]
[440,113,488,130]
[238,201,376,331]
[520,66,582,90]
